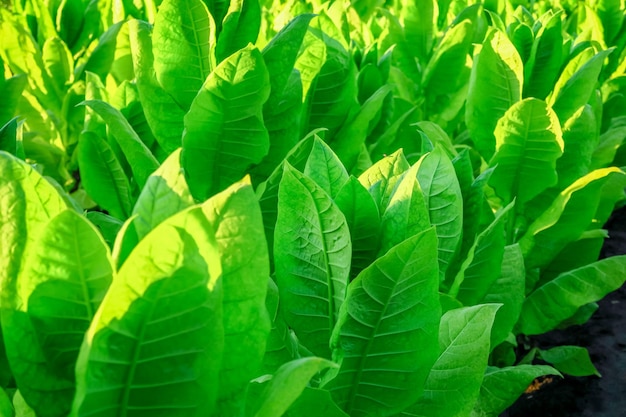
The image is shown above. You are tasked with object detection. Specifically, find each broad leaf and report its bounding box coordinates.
[215,0,261,63]
[304,137,349,198]
[466,29,523,161]
[326,229,440,417]
[80,100,160,189]
[334,176,381,278]
[470,365,560,417]
[416,147,463,282]
[0,151,66,292]
[182,44,270,201]
[254,358,337,417]
[519,255,626,335]
[128,19,185,153]
[488,98,563,206]
[2,210,113,417]
[201,178,271,410]
[71,206,223,417]
[399,304,500,417]
[539,346,600,377]
[77,131,132,220]
[153,0,214,110]
[274,165,351,358]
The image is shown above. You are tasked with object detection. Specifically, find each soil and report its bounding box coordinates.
[502,206,626,417]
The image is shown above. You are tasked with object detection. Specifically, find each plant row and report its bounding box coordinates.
[1,0,626,416]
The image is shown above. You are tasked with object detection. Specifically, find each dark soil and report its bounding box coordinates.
[502,207,626,417]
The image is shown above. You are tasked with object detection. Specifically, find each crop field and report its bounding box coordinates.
[1,0,626,416]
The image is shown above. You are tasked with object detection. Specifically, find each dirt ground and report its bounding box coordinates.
[502,206,626,417]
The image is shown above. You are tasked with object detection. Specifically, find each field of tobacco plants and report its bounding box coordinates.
[1,0,626,415]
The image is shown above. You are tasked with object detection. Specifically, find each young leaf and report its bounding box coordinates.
[519,255,626,335]
[132,149,194,239]
[2,210,113,417]
[520,168,626,271]
[71,206,224,417]
[379,164,430,255]
[153,0,214,110]
[488,98,564,206]
[128,19,186,153]
[523,11,564,100]
[303,137,349,198]
[538,346,600,377]
[399,304,501,417]
[557,105,599,188]
[77,131,132,220]
[182,44,270,201]
[201,178,271,409]
[358,149,410,212]
[470,365,560,417]
[325,229,441,417]
[482,244,525,348]
[80,100,160,189]
[215,0,261,63]
[450,203,512,305]
[334,176,381,278]
[254,358,337,417]
[550,48,613,124]
[466,29,523,161]
[416,147,463,282]
[274,164,351,358]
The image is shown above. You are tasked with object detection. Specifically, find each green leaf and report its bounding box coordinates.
[274,164,351,358]
[417,147,463,281]
[2,210,113,417]
[550,48,613,123]
[450,203,511,304]
[557,105,599,188]
[358,149,410,212]
[594,0,623,43]
[523,12,564,100]
[590,125,626,170]
[77,131,132,220]
[466,29,523,161]
[254,357,337,417]
[132,149,194,239]
[42,37,74,92]
[303,137,349,198]
[326,229,441,417]
[153,0,215,110]
[519,255,626,335]
[182,44,270,201]
[201,178,271,408]
[71,206,224,417]
[482,244,525,348]
[128,19,186,153]
[0,151,67,296]
[0,117,19,156]
[75,22,124,82]
[300,17,359,141]
[215,0,261,63]
[334,176,381,278]
[331,85,391,173]
[400,304,501,417]
[539,346,600,377]
[379,164,430,255]
[80,100,160,189]
[488,98,564,206]
[13,390,35,417]
[470,365,560,417]
[254,14,314,179]
[519,168,626,271]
